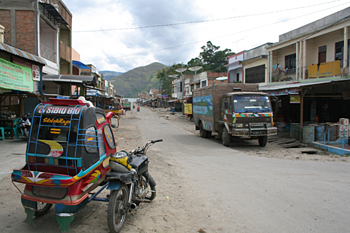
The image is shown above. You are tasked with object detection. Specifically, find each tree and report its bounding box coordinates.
[190,41,234,72]
[155,63,186,95]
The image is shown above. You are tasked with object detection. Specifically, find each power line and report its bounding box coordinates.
[87,2,350,62]
[75,0,344,33]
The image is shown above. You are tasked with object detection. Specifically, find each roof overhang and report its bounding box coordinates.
[43,75,98,86]
[240,55,268,65]
[0,42,46,65]
[39,2,68,25]
[259,78,350,94]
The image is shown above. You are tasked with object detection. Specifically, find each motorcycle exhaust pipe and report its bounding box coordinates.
[130,203,137,210]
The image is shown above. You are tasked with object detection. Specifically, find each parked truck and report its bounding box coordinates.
[122,99,131,111]
[192,83,277,147]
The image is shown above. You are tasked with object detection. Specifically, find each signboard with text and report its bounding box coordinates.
[0,58,33,92]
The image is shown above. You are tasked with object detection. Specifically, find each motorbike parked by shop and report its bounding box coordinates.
[107,139,162,233]
[18,114,31,138]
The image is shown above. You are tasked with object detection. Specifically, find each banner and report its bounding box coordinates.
[0,58,33,92]
[290,95,300,104]
[193,95,213,116]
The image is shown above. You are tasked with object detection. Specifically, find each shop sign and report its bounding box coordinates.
[161,94,168,98]
[267,88,299,96]
[0,57,33,92]
[290,95,300,104]
[32,65,40,81]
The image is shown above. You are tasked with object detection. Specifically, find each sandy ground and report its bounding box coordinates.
[1,107,349,233]
[151,107,350,163]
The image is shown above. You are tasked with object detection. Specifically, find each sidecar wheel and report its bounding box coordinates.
[34,202,52,216]
[107,184,129,233]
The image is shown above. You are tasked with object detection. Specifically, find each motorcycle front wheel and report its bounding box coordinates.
[24,128,29,138]
[34,202,52,216]
[107,184,129,233]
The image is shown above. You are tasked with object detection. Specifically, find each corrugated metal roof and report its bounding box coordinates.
[259,78,350,91]
[0,43,46,65]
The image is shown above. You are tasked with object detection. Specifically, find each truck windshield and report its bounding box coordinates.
[233,95,272,113]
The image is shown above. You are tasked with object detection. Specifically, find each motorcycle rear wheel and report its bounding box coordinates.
[107,184,129,233]
[135,175,156,205]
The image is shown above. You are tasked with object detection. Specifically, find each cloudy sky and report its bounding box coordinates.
[64,0,350,72]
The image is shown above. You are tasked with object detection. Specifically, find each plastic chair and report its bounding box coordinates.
[4,118,21,139]
[0,127,4,140]
[12,118,22,139]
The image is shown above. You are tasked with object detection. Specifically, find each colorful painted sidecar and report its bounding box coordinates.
[11,98,118,231]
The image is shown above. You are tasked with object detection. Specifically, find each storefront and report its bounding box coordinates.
[0,42,46,118]
[260,78,350,140]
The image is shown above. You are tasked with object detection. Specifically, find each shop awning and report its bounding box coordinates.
[0,42,46,65]
[43,75,98,86]
[72,60,90,69]
[259,78,350,95]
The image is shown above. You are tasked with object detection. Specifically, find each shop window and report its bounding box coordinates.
[335,41,343,67]
[285,54,296,71]
[318,45,326,64]
[246,65,265,83]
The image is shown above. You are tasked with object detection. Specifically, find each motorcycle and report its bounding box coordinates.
[137,106,140,112]
[106,139,162,233]
[18,114,31,138]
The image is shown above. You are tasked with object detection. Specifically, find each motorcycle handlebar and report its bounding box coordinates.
[151,139,163,143]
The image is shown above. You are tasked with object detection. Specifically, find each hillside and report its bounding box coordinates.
[109,62,167,97]
[100,70,124,80]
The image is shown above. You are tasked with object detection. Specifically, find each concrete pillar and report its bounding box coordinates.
[344,26,348,69]
[269,51,273,83]
[303,40,307,80]
[296,42,299,80]
[299,41,302,80]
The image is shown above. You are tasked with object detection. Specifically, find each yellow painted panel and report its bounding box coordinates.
[184,103,192,115]
[308,60,341,78]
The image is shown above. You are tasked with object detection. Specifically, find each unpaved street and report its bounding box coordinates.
[1,107,350,233]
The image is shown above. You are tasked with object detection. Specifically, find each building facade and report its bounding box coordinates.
[0,0,72,75]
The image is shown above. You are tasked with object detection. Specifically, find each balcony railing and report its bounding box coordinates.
[40,43,56,63]
[60,41,71,62]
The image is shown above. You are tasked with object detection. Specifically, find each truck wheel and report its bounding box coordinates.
[222,128,231,147]
[258,136,268,147]
[199,123,208,138]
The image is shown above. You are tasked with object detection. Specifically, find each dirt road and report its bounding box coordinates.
[1,107,350,233]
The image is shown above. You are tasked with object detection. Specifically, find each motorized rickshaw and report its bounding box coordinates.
[11,98,121,231]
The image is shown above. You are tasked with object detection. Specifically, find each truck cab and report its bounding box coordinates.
[220,92,277,147]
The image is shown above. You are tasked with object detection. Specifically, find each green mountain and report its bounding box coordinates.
[109,62,167,98]
[100,70,124,80]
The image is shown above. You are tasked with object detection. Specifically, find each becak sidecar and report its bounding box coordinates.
[11,98,119,231]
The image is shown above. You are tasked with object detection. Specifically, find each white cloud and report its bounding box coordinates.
[64,0,350,72]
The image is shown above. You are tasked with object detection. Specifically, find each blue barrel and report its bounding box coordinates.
[315,125,325,141]
[290,123,300,140]
[172,107,175,113]
[302,126,315,144]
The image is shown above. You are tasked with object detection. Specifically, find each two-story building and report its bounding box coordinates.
[256,7,350,138]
